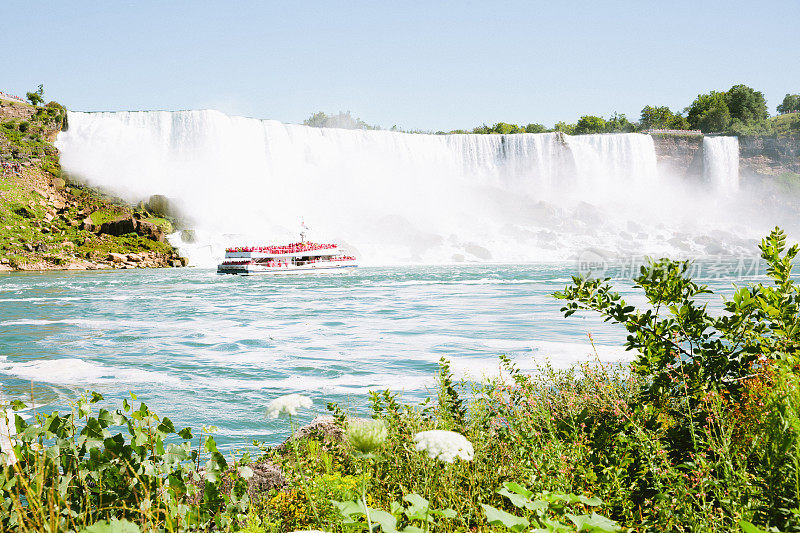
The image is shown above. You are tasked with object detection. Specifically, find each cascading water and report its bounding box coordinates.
[55,110,765,265]
[704,136,740,193]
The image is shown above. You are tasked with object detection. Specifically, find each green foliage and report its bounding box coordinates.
[687,84,769,133]
[777,94,800,114]
[525,123,547,133]
[483,482,620,532]
[303,110,379,130]
[573,116,607,135]
[25,84,44,106]
[0,392,252,532]
[640,105,691,130]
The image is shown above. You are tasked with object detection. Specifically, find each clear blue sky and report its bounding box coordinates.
[2,0,798,131]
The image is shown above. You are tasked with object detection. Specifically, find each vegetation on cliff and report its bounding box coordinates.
[0,90,186,271]
[2,228,798,532]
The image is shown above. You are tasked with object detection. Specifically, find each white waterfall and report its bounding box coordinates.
[704,136,740,193]
[55,110,761,265]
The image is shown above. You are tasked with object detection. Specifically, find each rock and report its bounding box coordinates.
[179,256,189,266]
[0,259,8,265]
[127,253,142,262]
[180,229,196,243]
[278,415,345,450]
[144,194,177,218]
[13,206,33,218]
[51,198,66,210]
[171,259,182,268]
[136,220,165,242]
[98,217,137,237]
[51,178,66,189]
[107,253,126,263]
[61,241,76,249]
[82,217,94,231]
[34,243,48,252]
[69,220,80,227]
[24,243,33,252]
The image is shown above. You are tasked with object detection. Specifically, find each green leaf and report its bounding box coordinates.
[80,519,141,533]
[178,427,193,439]
[482,504,530,532]
[370,509,398,533]
[403,493,430,521]
[566,512,620,532]
[739,521,768,533]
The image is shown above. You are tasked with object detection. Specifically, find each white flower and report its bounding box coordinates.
[347,419,388,454]
[266,394,312,419]
[0,408,17,466]
[413,430,474,463]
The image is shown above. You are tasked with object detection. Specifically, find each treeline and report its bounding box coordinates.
[459,85,800,136]
[305,86,800,136]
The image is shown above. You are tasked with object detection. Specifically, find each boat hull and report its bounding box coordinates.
[217,262,358,275]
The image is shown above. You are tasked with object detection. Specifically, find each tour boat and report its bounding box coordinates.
[217,240,357,275]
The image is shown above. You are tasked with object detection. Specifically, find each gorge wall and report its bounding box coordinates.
[54,110,798,266]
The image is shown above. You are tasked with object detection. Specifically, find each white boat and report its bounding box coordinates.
[217,240,357,275]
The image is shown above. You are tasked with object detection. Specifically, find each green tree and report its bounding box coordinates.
[573,115,607,135]
[25,84,44,107]
[726,84,768,124]
[605,112,634,132]
[303,111,329,127]
[553,121,576,135]
[640,105,689,130]
[639,105,674,129]
[491,122,522,134]
[687,91,731,132]
[777,93,800,114]
[524,123,547,133]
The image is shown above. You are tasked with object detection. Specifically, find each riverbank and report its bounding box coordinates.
[0,98,186,271]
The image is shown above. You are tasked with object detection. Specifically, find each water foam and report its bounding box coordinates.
[55,110,769,265]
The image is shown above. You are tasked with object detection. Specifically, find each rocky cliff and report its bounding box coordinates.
[651,133,799,180]
[0,97,187,271]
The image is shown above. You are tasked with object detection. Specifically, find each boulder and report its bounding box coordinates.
[98,217,137,237]
[107,253,126,263]
[82,217,94,231]
[51,178,66,189]
[144,194,177,218]
[136,220,165,242]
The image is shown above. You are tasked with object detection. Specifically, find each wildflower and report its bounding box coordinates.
[413,430,474,463]
[266,394,312,419]
[347,419,388,455]
[0,408,17,466]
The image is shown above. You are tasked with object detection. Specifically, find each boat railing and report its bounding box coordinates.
[225,242,338,254]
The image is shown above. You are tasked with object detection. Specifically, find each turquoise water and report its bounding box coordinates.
[0,263,764,451]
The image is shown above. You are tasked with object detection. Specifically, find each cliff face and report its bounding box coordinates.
[739,136,800,177]
[651,135,704,180]
[651,133,799,180]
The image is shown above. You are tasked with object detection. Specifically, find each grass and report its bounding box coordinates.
[767,113,800,137]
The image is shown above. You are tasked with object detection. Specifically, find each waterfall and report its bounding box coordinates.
[703,136,740,193]
[55,110,761,265]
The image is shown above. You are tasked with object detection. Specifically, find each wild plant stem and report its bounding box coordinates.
[289,414,322,530]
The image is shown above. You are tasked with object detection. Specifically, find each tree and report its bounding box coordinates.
[524,123,547,134]
[687,91,730,132]
[491,122,522,134]
[639,106,674,129]
[726,84,768,124]
[573,115,607,135]
[777,94,800,114]
[553,121,576,135]
[25,84,44,107]
[639,106,689,130]
[605,112,634,132]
